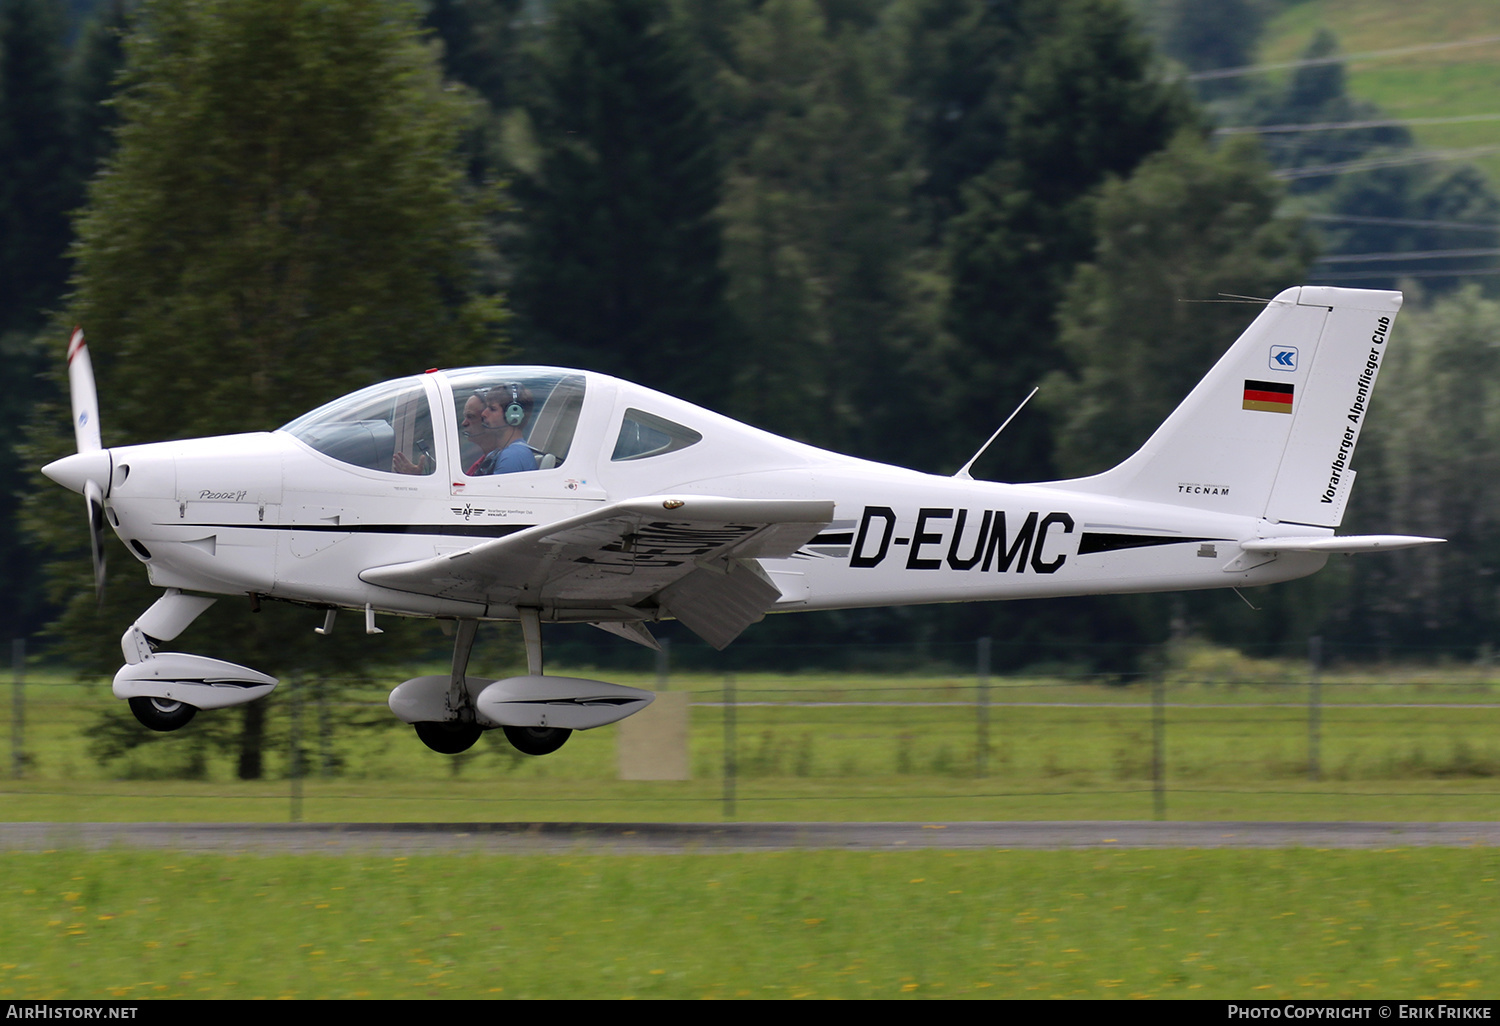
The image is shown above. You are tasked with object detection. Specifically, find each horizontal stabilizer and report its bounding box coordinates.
[1241,535,1445,554]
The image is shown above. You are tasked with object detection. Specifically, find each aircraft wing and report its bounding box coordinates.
[361,495,836,649]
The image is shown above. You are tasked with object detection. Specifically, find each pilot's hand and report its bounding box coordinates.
[392,451,430,475]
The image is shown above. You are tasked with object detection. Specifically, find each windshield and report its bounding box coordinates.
[281,376,436,475]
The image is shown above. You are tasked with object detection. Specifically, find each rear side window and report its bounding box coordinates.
[611,409,702,461]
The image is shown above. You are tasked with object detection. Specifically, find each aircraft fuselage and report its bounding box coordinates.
[98,409,1326,628]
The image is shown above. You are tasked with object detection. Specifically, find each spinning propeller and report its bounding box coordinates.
[41,328,112,605]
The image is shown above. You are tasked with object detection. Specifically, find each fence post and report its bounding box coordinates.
[1308,635,1323,782]
[1152,672,1166,821]
[655,637,671,690]
[10,639,23,780]
[722,673,736,820]
[288,674,303,823]
[976,637,991,777]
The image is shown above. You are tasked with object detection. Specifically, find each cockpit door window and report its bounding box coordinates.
[442,369,587,477]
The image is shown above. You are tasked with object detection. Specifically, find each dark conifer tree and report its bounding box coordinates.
[940,0,1194,483]
[424,0,526,110]
[0,0,76,640]
[23,0,503,778]
[512,0,734,408]
[0,0,75,337]
[67,0,131,180]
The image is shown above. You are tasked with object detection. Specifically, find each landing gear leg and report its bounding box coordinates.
[413,618,482,754]
[448,618,479,716]
[520,606,543,675]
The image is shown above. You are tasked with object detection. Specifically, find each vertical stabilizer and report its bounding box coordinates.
[1049,286,1401,528]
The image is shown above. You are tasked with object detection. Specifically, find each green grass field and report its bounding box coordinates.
[2,662,1497,999]
[1262,0,1500,185]
[0,847,1495,999]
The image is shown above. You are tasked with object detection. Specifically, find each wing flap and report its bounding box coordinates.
[659,559,784,650]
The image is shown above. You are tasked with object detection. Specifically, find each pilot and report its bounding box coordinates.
[391,431,434,475]
[472,382,536,475]
[392,449,430,475]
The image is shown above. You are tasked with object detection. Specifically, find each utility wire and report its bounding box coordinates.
[1309,266,1500,281]
[1188,35,1500,82]
[1315,247,1500,264]
[1217,113,1500,135]
[1270,145,1500,181]
[1305,213,1500,233]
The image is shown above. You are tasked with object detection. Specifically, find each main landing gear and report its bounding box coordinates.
[392,610,652,757]
[406,612,573,757]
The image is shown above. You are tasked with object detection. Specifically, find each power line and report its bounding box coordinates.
[1217,113,1500,135]
[1315,247,1500,265]
[1188,35,1500,82]
[1309,265,1500,281]
[1305,213,1500,233]
[1270,145,1500,182]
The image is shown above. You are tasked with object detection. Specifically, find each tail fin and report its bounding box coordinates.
[1049,285,1401,528]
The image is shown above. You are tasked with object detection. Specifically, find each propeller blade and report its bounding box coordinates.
[86,478,106,606]
[67,327,101,453]
[67,328,107,606]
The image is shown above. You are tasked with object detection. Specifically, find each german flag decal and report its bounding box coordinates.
[1243,379,1294,414]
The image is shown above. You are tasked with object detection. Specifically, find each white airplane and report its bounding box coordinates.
[42,285,1441,756]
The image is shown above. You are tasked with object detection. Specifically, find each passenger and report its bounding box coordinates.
[458,393,503,475]
[472,383,536,475]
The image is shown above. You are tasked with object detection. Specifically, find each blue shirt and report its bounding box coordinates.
[476,439,535,475]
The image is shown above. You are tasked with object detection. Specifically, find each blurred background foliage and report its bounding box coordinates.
[5,0,1500,773]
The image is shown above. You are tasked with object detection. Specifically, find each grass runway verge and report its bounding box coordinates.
[0,846,1496,999]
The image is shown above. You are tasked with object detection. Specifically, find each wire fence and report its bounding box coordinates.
[6,636,1500,822]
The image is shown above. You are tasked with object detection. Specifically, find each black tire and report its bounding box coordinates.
[502,725,572,756]
[128,696,197,732]
[414,721,482,754]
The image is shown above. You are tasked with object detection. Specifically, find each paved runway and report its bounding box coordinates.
[4,820,1500,855]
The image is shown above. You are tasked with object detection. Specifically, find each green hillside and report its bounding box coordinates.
[1260,0,1500,185]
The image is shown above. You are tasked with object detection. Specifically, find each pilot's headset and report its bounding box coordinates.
[502,382,526,427]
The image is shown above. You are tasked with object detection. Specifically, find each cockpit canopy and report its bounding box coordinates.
[281,366,713,481]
